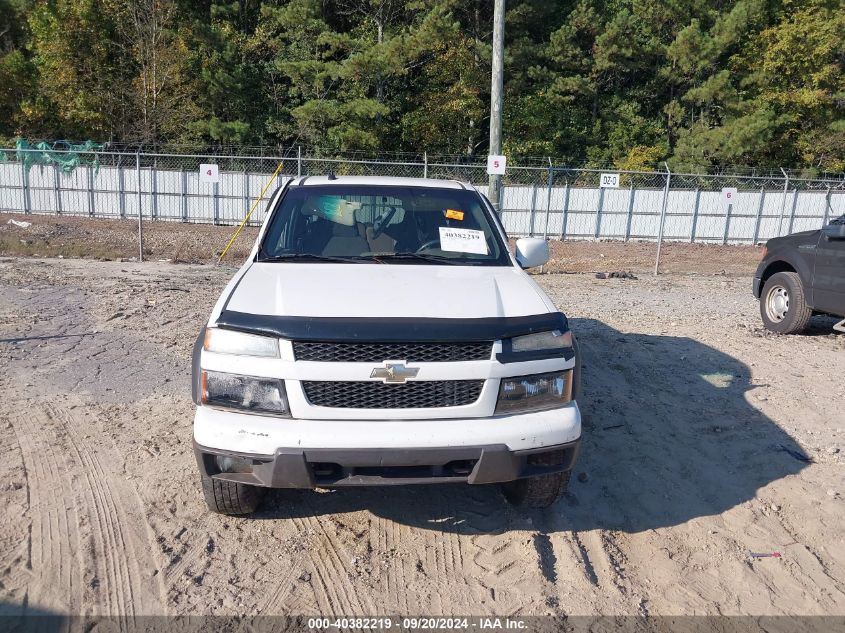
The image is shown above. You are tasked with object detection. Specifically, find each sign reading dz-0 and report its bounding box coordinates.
[600,173,620,188]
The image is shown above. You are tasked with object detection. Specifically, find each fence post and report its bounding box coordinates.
[151,162,158,220]
[243,168,250,223]
[752,186,765,244]
[594,186,605,238]
[787,189,798,234]
[181,169,188,222]
[118,163,126,218]
[625,181,635,241]
[528,183,537,236]
[654,163,672,275]
[777,168,789,236]
[560,179,570,239]
[20,154,30,214]
[136,148,144,262]
[689,188,700,242]
[213,181,220,225]
[53,165,63,215]
[528,199,535,236]
[423,151,428,179]
[545,165,554,238]
[87,165,95,217]
[297,146,302,177]
[723,200,732,245]
[543,181,552,240]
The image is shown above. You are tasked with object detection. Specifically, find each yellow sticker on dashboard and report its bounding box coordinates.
[445,209,465,221]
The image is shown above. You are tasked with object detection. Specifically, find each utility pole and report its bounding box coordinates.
[488,0,505,212]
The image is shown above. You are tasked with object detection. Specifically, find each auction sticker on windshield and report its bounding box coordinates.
[438,227,488,255]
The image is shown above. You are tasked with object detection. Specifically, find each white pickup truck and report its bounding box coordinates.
[192,176,582,514]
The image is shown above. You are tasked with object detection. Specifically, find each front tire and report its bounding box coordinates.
[501,469,571,508]
[200,472,266,515]
[760,271,812,334]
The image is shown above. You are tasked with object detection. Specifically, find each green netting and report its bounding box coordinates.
[16,138,104,173]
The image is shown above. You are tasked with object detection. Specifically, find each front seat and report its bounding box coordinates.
[322,221,370,256]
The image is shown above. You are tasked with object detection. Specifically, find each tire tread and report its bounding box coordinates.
[200,472,265,515]
[500,451,571,508]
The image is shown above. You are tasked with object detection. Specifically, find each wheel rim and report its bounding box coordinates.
[765,285,790,322]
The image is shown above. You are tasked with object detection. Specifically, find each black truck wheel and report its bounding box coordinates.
[760,271,812,334]
[200,472,266,515]
[501,465,571,509]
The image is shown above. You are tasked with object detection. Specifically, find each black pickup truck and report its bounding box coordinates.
[753,215,845,334]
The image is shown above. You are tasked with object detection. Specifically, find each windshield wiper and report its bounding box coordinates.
[368,252,477,266]
[257,252,371,264]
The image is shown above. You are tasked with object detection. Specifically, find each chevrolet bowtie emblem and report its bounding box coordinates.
[370,362,420,384]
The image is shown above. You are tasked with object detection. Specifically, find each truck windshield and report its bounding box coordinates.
[258,185,511,266]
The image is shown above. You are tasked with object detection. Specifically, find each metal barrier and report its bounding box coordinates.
[1,147,843,270]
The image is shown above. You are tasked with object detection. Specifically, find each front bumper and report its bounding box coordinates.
[194,400,581,454]
[195,439,581,488]
[193,400,582,488]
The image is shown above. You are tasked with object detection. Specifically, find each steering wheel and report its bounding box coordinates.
[372,206,397,239]
[416,239,441,253]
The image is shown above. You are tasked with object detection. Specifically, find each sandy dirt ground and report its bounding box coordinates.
[0,257,843,618]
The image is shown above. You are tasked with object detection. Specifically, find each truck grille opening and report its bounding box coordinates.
[293,341,492,363]
[309,461,478,485]
[302,380,484,409]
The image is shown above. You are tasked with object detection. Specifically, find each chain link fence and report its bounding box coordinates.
[1,147,843,269]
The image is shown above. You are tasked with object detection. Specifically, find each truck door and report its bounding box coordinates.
[812,217,845,315]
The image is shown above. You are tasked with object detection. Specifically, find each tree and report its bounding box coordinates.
[0,0,34,140]
[0,0,840,171]
[119,0,199,143]
[25,0,129,140]
[183,1,261,145]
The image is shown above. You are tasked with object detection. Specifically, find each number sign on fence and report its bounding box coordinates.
[600,173,620,189]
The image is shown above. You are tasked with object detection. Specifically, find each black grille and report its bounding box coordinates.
[302,380,484,409]
[293,341,492,363]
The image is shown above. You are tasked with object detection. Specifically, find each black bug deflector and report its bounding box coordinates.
[214,310,571,343]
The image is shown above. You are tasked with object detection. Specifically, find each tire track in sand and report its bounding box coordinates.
[13,401,167,615]
[291,511,376,615]
[10,403,84,613]
[459,489,549,614]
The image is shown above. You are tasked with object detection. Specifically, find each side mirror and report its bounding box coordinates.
[515,237,550,269]
[823,223,845,239]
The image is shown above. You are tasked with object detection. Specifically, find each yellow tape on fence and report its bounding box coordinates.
[217,161,284,264]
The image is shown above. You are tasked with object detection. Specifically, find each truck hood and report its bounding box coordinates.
[768,229,820,245]
[223,263,555,319]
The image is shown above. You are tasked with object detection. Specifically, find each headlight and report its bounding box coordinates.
[201,370,290,416]
[495,370,573,414]
[204,327,279,357]
[511,330,572,352]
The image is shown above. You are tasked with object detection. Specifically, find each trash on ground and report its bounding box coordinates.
[595,271,638,280]
[749,551,782,559]
[6,219,31,228]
